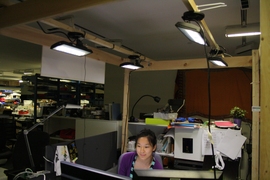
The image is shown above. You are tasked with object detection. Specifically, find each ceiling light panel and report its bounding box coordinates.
[225,23,260,37]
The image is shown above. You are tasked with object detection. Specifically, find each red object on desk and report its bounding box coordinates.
[60,129,75,139]
[214,121,236,128]
[18,110,29,115]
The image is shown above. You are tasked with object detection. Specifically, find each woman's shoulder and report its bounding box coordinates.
[121,151,136,159]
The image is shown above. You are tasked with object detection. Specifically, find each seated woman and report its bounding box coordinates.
[118,129,163,178]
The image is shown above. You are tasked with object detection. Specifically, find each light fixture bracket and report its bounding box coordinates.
[128,55,140,60]
[182,11,205,21]
[67,32,85,39]
[209,49,224,56]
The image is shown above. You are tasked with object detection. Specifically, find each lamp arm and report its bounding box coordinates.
[131,95,154,117]
[23,105,65,171]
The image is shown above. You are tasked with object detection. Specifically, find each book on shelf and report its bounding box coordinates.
[67,141,78,162]
[156,128,175,154]
[159,136,174,154]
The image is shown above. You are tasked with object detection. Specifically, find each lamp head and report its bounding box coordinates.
[119,55,144,70]
[50,32,92,57]
[175,22,208,46]
[51,41,93,56]
[129,95,161,122]
[175,11,208,46]
[208,57,228,67]
[153,96,161,103]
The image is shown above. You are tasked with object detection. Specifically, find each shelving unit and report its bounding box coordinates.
[20,74,104,120]
[156,128,175,157]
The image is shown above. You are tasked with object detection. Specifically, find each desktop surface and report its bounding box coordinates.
[133,169,223,180]
[60,161,131,180]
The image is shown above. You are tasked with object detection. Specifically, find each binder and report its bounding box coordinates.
[109,103,120,120]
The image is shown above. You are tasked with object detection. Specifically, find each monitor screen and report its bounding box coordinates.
[133,169,223,180]
[61,161,131,180]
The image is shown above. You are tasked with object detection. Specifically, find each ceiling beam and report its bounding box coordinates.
[0,0,252,71]
[40,18,155,62]
[0,25,123,66]
[0,24,252,70]
[182,0,219,49]
[0,0,116,29]
[139,56,252,71]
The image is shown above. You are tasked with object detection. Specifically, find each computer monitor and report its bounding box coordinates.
[61,161,131,180]
[133,169,223,180]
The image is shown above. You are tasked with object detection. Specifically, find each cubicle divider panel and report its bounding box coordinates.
[45,131,118,178]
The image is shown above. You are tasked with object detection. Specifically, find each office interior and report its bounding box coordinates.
[0,0,268,179]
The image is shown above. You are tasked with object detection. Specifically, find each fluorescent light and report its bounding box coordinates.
[119,62,143,70]
[175,22,207,46]
[208,57,228,67]
[51,41,93,56]
[225,23,260,37]
[23,70,33,75]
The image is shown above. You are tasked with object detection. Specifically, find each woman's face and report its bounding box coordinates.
[136,137,156,161]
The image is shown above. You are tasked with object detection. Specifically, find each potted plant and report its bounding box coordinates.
[230,106,247,127]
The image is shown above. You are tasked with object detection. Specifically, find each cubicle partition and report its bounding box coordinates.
[45,131,118,178]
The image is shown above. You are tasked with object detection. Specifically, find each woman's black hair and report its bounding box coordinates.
[135,128,157,148]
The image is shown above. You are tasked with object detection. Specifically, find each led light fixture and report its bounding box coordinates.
[119,62,143,70]
[175,11,208,46]
[175,22,207,45]
[51,41,93,56]
[208,57,228,67]
[225,23,260,37]
[119,55,144,70]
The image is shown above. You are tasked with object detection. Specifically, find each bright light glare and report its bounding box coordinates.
[182,29,206,45]
[122,64,141,70]
[53,44,90,56]
[226,32,261,37]
[210,60,227,66]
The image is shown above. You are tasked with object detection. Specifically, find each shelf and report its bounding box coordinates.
[128,122,168,127]
[156,152,174,157]
[20,74,104,119]
[49,136,74,142]
[164,128,174,138]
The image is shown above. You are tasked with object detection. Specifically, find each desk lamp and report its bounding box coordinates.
[23,104,83,171]
[129,95,160,122]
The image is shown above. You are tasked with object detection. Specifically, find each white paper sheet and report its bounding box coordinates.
[202,128,245,159]
[216,129,246,159]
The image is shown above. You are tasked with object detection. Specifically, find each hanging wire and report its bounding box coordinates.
[36,21,73,42]
[194,20,217,180]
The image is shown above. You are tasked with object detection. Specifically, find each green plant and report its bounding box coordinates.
[230,106,247,119]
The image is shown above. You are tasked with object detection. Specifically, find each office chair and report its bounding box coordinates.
[118,151,163,174]
[4,130,50,179]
